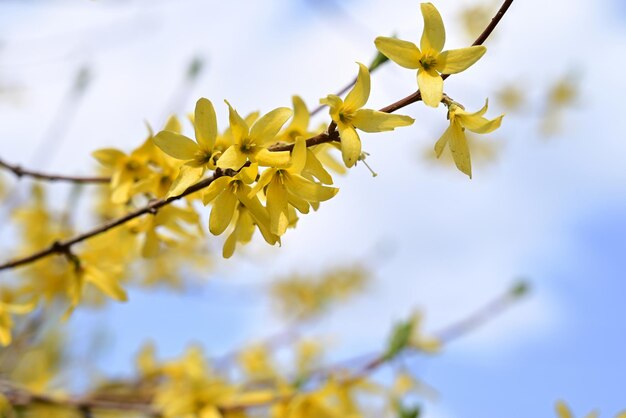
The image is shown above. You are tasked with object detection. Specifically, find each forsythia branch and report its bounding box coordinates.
[0,0,514,272]
[0,157,109,184]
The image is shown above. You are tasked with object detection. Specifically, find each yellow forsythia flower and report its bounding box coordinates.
[202,163,278,250]
[217,102,292,170]
[434,100,503,178]
[320,62,414,167]
[249,138,338,236]
[153,98,219,196]
[375,3,486,107]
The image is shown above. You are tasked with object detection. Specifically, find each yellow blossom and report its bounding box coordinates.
[202,164,278,249]
[217,102,292,170]
[153,98,219,197]
[129,204,203,258]
[249,138,338,236]
[434,99,503,178]
[320,62,414,167]
[375,3,487,107]
[222,204,271,258]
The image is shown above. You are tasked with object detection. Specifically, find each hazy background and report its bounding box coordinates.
[1,0,625,416]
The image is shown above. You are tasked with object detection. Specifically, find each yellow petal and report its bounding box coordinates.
[555,401,573,418]
[199,406,222,418]
[289,137,307,174]
[291,95,310,132]
[238,162,258,184]
[142,229,160,258]
[420,3,446,53]
[374,37,421,69]
[417,69,443,107]
[285,174,339,202]
[163,114,181,133]
[223,227,238,259]
[238,192,279,246]
[449,121,472,178]
[92,148,125,167]
[434,124,452,157]
[250,107,293,145]
[3,300,37,315]
[320,94,343,110]
[225,100,250,144]
[194,97,217,151]
[84,266,128,302]
[338,124,361,168]
[0,314,13,346]
[153,131,198,160]
[266,178,289,236]
[455,100,504,134]
[252,148,291,168]
[462,114,503,134]
[304,149,333,185]
[437,46,486,74]
[287,190,310,214]
[237,185,270,227]
[248,167,277,197]
[168,165,205,197]
[217,145,248,170]
[352,109,414,132]
[456,100,489,118]
[209,189,238,235]
[344,62,370,111]
[202,176,232,205]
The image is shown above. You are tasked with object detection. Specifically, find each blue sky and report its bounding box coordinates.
[1,0,625,417]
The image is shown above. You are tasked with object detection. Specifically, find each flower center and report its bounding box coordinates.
[240,142,255,153]
[338,111,352,124]
[419,55,437,71]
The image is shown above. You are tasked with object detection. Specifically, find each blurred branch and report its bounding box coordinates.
[309,279,529,383]
[0,280,528,416]
[0,157,109,184]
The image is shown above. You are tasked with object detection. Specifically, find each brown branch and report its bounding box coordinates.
[471,0,514,48]
[0,0,514,272]
[0,157,109,184]
[0,170,226,271]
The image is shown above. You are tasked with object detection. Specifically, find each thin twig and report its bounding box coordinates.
[0,0,514,272]
[0,158,109,184]
[327,279,525,383]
